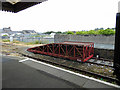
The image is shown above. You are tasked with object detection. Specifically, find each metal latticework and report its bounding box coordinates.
[27,41,94,62]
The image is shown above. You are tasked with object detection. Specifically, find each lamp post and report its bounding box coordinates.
[114,1,120,85]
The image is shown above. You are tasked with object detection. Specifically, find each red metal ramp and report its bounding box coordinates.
[27,41,94,62]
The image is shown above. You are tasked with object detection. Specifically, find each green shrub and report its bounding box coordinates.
[2,39,10,42]
[34,40,39,44]
[3,35,8,37]
[26,40,48,45]
[98,29,105,35]
[44,31,55,34]
[56,31,62,34]
[25,42,34,45]
[76,29,115,35]
[87,30,99,35]
[35,40,48,44]
[76,31,88,35]
[39,40,48,44]
[13,40,21,44]
[66,31,74,35]
[98,29,115,35]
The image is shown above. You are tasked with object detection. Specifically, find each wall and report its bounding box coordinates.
[94,48,114,60]
[14,37,54,44]
[54,34,115,44]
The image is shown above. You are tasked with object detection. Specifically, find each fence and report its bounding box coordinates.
[14,37,54,44]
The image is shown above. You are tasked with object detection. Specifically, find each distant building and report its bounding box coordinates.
[3,27,12,33]
[50,33,56,38]
[0,29,3,33]
[22,30,36,34]
[1,27,21,35]
[1,27,38,38]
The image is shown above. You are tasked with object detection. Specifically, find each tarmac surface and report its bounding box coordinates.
[2,56,83,88]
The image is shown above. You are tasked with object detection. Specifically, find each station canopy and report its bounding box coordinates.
[1,0,47,13]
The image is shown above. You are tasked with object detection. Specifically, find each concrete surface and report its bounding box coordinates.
[54,34,115,45]
[2,56,83,88]
[21,58,120,88]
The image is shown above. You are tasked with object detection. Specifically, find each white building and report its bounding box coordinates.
[50,33,56,38]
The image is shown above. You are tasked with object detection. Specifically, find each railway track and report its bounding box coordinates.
[19,52,120,85]
[86,57,113,68]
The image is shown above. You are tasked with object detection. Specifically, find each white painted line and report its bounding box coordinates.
[19,58,30,62]
[22,58,120,88]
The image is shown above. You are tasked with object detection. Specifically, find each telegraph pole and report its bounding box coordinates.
[114,2,120,85]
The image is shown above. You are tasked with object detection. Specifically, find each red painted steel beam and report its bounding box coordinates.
[27,42,94,62]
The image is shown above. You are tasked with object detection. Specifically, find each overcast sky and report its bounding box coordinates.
[0,0,119,33]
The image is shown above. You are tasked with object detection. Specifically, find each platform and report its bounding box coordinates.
[21,57,120,88]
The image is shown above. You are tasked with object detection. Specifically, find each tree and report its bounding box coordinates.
[76,31,88,35]
[66,31,74,35]
[98,29,115,35]
[44,31,55,34]
[87,30,98,35]
[56,31,62,34]
[3,35,8,37]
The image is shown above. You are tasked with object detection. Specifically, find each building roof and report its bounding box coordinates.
[22,30,36,33]
[1,0,47,13]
